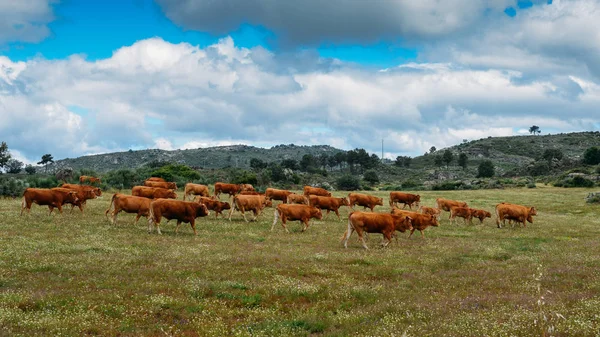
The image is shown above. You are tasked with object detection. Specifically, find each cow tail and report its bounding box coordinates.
[271,207,280,231]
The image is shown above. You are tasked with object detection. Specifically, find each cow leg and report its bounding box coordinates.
[324,209,330,220]
[408,229,415,239]
[147,217,153,233]
[382,232,392,247]
[302,219,309,232]
[420,230,425,239]
[228,203,237,221]
[175,220,182,234]
[48,206,54,215]
[271,209,279,231]
[134,213,143,225]
[335,209,341,221]
[359,232,369,250]
[241,206,250,222]
[342,220,353,248]
[190,220,197,236]
[251,209,259,222]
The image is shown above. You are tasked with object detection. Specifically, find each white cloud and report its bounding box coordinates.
[0,0,55,45]
[1,36,599,163]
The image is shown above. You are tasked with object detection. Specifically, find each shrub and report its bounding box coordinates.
[336,175,360,191]
[363,170,379,185]
[529,161,550,176]
[401,180,420,189]
[583,147,600,165]
[477,160,495,178]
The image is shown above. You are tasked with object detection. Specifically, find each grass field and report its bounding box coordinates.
[1,186,600,336]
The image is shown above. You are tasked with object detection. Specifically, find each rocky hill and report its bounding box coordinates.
[49,144,344,173]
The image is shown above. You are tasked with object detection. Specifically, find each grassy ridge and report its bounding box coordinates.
[1,187,600,336]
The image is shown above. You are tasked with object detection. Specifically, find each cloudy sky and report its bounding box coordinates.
[1,0,599,164]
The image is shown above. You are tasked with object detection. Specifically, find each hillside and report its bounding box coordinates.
[49,144,344,173]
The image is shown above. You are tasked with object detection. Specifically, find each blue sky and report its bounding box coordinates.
[0,0,598,163]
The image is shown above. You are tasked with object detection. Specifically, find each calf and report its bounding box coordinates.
[419,206,441,220]
[194,196,231,218]
[105,193,151,225]
[228,194,272,222]
[471,208,492,224]
[309,195,349,221]
[144,181,177,190]
[21,188,79,215]
[436,198,468,219]
[132,186,177,199]
[146,177,166,182]
[241,184,255,192]
[80,175,101,185]
[265,188,293,204]
[54,187,97,213]
[214,182,242,199]
[148,199,210,235]
[449,206,474,225]
[348,193,383,212]
[184,183,210,200]
[303,186,331,197]
[271,204,322,233]
[495,203,537,228]
[287,193,309,205]
[391,209,440,238]
[62,183,102,197]
[342,211,413,249]
[389,192,420,209]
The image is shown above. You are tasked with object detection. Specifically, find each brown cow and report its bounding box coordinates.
[144,181,177,189]
[239,191,261,195]
[449,206,474,225]
[341,211,413,249]
[271,204,323,233]
[132,186,177,199]
[148,199,210,235]
[79,175,101,185]
[62,183,102,197]
[228,194,272,222]
[265,188,293,204]
[241,184,255,192]
[436,198,468,219]
[105,193,151,225]
[184,183,210,200]
[54,187,97,213]
[287,193,309,205]
[146,177,166,182]
[348,193,383,212]
[21,188,79,215]
[391,208,440,238]
[309,195,349,221]
[214,182,243,199]
[419,206,441,220]
[471,208,492,224]
[303,186,331,197]
[389,192,421,209]
[495,203,537,228]
[193,196,231,218]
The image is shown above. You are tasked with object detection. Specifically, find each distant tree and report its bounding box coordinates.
[38,154,54,174]
[477,160,495,178]
[363,170,379,185]
[25,164,37,175]
[429,146,437,154]
[300,154,319,172]
[541,149,563,163]
[442,150,454,168]
[0,142,10,171]
[395,156,411,168]
[318,154,330,170]
[336,175,360,191]
[434,155,444,167]
[583,147,600,165]
[529,125,541,135]
[6,159,23,174]
[458,153,468,170]
[334,152,347,169]
[250,158,267,171]
[268,163,286,182]
[280,159,299,171]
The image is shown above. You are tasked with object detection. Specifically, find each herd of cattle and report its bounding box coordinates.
[18,176,538,249]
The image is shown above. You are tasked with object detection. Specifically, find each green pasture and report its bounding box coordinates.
[1,187,600,336]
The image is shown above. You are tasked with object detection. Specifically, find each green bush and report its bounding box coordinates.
[477,160,495,178]
[362,170,379,185]
[401,180,420,189]
[336,175,360,191]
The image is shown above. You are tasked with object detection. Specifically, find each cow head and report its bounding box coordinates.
[167,182,177,190]
[527,207,537,223]
[195,203,210,217]
[84,190,97,200]
[340,197,350,206]
[66,191,79,204]
[93,187,102,197]
[167,190,177,199]
[221,201,231,211]
[429,214,440,227]
[262,197,273,208]
[393,214,413,232]
[376,197,384,206]
[311,207,323,220]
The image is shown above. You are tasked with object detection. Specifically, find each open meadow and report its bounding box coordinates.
[1,186,600,336]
